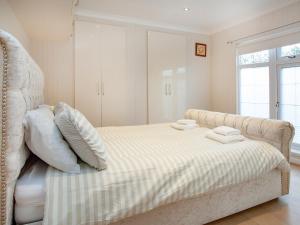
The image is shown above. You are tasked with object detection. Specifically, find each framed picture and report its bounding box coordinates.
[195,43,207,57]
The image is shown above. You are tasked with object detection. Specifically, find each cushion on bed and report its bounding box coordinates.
[54,102,107,170]
[23,107,80,173]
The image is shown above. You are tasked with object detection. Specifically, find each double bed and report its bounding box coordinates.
[0,30,295,225]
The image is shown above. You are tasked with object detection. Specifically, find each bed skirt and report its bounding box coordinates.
[109,169,282,225]
[22,169,281,225]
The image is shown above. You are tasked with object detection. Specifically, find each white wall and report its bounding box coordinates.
[211,2,300,114]
[0,0,29,49]
[30,38,74,106]
[187,34,210,109]
[30,21,211,124]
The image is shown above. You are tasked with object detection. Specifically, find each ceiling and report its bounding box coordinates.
[76,0,300,34]
[7,0,300,40]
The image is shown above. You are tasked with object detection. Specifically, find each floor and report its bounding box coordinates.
[207,164,300,225]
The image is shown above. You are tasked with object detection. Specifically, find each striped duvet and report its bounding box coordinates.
[43,124,289,225]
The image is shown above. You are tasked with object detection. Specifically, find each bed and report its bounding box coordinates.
[0,30,295,225]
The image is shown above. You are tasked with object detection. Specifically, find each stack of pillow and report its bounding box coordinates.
[205,126,245,144]
[171,119,198,130]
[23,102,107,173]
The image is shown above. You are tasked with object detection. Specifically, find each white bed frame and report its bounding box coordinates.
[0,30,295,225]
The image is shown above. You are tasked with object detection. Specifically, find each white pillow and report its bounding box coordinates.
[54,102,107,170]
[23,107,80,173]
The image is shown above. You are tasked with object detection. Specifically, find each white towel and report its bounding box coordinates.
[176,119,197,125]
[206,131,245,144]
[171,123,198,130]
[213,126,241,136]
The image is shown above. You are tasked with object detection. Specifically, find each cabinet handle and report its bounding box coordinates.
[165,83,168,96]
[101,82,104,96]
[168,83,172,95]
[97,81,100,95]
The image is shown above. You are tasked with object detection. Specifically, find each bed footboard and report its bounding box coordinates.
[185,109,295,195]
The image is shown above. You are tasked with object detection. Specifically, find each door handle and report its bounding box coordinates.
[101,81,104,96]
[97,81,100,95]
[165,83,168,96]
[168,83,172,95]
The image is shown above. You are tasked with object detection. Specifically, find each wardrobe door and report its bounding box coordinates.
[148,31,187,123]
[100,24,133,126]
[75,21,101,127]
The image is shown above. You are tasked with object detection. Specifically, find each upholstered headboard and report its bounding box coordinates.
[185,109,295,195]
[0,30,44,225]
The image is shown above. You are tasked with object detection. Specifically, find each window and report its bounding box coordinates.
[278,43,300,149]
[239,50,269,65]
[239,67,269,118]
[237,43,300,150]
[279,43,300,57]
[237,50,271,118]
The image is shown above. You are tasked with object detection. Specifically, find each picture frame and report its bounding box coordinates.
[195,43,207,57]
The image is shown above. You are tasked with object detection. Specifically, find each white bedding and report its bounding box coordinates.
[14,159,47,224]
[44,124,289,225]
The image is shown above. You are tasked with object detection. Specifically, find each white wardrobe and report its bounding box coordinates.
[75,20,203,126]
[75,21,134,127]
[148,31,187,123]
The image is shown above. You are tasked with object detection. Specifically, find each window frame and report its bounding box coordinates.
[276,47,300,65]
[277,42,300,60]
[237,43,300,150]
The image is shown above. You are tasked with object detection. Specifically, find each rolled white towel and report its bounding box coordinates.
[213,126,241,136]
[176,119,196,125]
[171,123,198,130]
[206,131,245,144]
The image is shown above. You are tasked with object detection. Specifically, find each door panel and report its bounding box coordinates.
[100,25,134,126]
[75,21,101,127]
[278,65,300,148]
[148,31,187,123]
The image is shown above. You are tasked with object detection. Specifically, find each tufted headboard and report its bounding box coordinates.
[185,109,295,195]
[0,30,44,225]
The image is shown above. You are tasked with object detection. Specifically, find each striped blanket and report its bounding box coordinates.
[44,124,289,225]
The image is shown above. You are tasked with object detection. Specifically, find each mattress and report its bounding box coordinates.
[14,159,48,224]
[43,124,289,225]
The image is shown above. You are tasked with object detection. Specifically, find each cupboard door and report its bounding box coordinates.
[148,31,187,123]
[75,21,101,127]
[100,24,134,126]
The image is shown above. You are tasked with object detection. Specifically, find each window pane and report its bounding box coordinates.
[239,50,269,65]
[280,43,300,57]
[279,67,300,145]
[239,67,269,118]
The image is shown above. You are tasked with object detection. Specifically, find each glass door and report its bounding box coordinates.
[278,65,300,150]
[277,43,300,150]
[238,50,271,118]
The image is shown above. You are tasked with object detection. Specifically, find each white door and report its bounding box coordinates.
[148,31,187,123]
[100,25,134,126]
[75,22,134,127]
[75,21,102,127]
